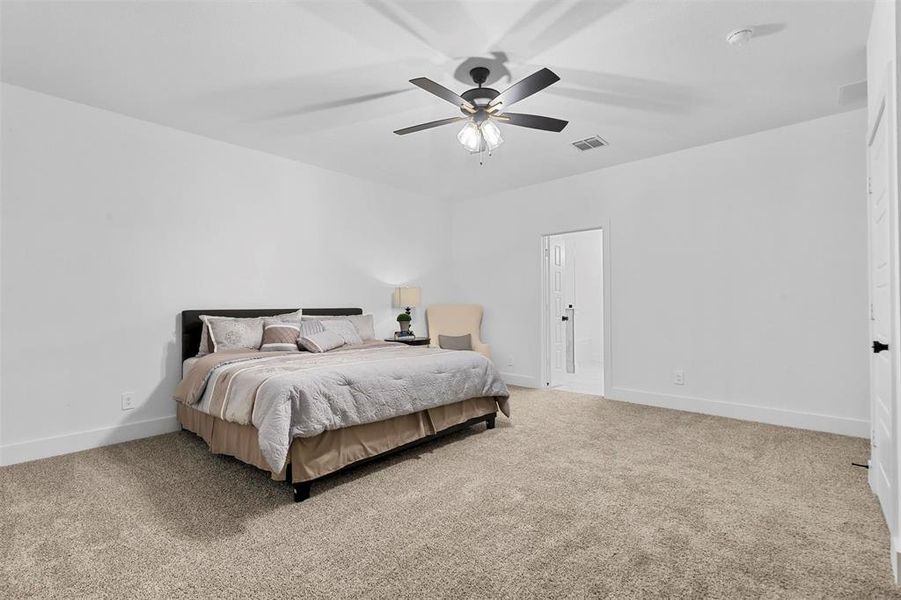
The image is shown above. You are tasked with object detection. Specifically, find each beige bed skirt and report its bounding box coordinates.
[176,397,498,483]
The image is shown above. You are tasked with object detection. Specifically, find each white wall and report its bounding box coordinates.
[450,109,870,437]
[0,84,454,464]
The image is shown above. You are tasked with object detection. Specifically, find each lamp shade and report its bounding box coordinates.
[393,286,421,308]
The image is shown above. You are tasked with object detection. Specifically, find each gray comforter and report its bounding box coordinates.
[174,342,510,472]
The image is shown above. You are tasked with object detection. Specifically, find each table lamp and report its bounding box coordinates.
[393,287,421,337]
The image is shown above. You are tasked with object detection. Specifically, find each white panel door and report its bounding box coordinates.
[546,230,604,395]
[549,236,567,379]
[868,72,898,536]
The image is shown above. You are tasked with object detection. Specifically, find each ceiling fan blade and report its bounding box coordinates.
[497,112,568,132]
[409,77,475,111]
[490,68,560,108]
[394,116,467,136]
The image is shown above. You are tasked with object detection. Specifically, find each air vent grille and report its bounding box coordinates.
[572,135,608,151]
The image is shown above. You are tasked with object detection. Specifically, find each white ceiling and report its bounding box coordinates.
[1,0,872,200]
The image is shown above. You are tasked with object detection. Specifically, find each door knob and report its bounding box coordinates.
[873,341,889,353]
[561,316,569,321]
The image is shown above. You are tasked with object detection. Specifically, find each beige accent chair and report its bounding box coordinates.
[426,304,491,358]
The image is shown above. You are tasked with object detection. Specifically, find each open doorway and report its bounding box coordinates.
[541,228,605,396]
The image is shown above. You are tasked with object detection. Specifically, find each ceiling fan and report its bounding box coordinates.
[393,66,568,159]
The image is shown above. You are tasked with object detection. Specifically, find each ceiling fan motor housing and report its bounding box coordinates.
[461,66,499,116]
[461,87,499,115]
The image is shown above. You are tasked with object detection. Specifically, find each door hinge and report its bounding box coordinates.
[868,177,872,194]
[870,303,875,321]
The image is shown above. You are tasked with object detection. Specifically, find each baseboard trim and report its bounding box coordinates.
[499,371,540,388]
[0,415,180,466]
[607,386,869,438]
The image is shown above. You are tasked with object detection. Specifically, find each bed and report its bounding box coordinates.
[175,308,510,502]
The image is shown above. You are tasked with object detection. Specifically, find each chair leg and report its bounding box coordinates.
[486,415,496,430]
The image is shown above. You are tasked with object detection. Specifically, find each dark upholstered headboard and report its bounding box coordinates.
[181,307,363,361]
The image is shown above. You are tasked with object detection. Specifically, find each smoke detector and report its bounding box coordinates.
[726,28,754,46]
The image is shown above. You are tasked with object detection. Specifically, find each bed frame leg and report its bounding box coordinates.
[293,481,311,502]
[486,415,496,430]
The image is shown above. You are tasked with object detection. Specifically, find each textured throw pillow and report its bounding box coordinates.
[298,329,346,353]
[197,310,301,356]
[206,316,265,352]
[302,314,375,341]
[321,318,364,345]
[439,334,473,351]
[259,319,301,352]
[298,319,325,339]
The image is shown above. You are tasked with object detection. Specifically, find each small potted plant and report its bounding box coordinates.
[396,312,413,336]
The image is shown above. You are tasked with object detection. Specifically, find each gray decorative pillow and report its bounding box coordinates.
[298,319,325,340]
[197,310,301,356]
[302,314,375,341]
[206,316,264,352]
[298,329,346,353]
[439,334,472,351]
[259,319,301,352]
[321,319,364,345]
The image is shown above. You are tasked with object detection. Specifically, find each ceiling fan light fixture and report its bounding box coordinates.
[481,119,503,151]
[457,121,482,153]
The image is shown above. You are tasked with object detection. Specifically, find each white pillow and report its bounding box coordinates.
[321,319,363,345]
[198,316,214,355]
[350,314,376,341]
[298,329,346,353]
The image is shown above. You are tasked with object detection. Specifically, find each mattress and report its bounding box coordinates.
[182,356,200,378]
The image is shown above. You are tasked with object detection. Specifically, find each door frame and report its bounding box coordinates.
[539,221,613,396]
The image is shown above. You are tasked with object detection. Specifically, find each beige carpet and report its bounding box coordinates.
[2,387,898,599]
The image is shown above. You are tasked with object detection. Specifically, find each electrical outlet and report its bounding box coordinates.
[506,356,514,367]
[121,392,136,411]
[673,370,685,386]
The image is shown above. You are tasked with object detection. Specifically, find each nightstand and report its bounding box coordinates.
[385,337,431,346]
